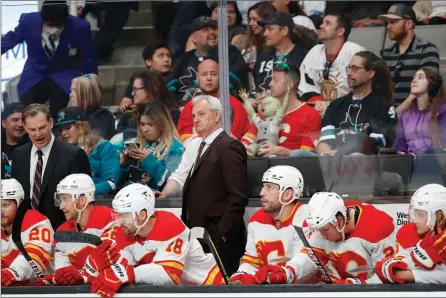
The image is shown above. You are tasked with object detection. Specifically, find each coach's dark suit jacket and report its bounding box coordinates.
[12,138,91,230]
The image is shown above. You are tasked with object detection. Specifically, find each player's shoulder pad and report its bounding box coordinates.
[248,208,274,226]
[56,220,77,232]
[396,223,421,249]
[347,201,395,243]
[88,205,114,230]
[147,211,186,241]
[22,209,49,232]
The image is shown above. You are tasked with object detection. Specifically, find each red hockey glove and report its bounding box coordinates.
[84,240,120,277]
[433,229,446,262]
[229,272,255,285]
[253,264,296,284]
[375,256,408,284]
[331,277,366,284]
[54,266,87,285]
[411,230,442,270]
[91,263,135,298]
[1,268,20,286]
[35,274,56,286]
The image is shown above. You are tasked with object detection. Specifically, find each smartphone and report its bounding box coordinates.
[124,141,139,150]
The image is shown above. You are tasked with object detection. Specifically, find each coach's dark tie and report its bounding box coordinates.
[195,141,206,166]
[32,150,43,210]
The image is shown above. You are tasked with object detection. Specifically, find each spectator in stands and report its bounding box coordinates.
[118,101,183,191]
[242,62,321,156]
[209,2,245,47]
[55,107,119,196]
[413,1,446,25]
[254,11,308,95]
[117,70,177,133]
[69,74,116,140]
[299,13,365,116]
[1,1,97,119]
[171,16,249,101]
[292,51,397,157]
[1,103,28,179]
[300,1,326,28]
[379,4,440,105]
[119,41,177,113]
[177,58,250,146]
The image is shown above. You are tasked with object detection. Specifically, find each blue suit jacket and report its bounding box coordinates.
[1,13,98,96]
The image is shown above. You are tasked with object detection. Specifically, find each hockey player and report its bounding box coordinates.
[229,165,308,284]
[90,183,223,298]
[39,174,120,286]
[254,192,397,284]
[1,179,53,286]
[375,184,446,284]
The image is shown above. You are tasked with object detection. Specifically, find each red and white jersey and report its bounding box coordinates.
[118,210,224,285]
[1,209,53,281]
[54,205,117,270]
[237,203,309,274]
[288,201,397,283]
[394,223,446,283]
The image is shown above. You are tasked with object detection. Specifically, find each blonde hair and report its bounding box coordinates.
[71,74,104,110]
[75,121,102,154]
[136,101,180,160]
[436,210,446,230]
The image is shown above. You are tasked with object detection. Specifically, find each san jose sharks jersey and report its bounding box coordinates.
[319,92,397,152]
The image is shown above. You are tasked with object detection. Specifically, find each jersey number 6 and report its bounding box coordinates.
[29,228,51,243]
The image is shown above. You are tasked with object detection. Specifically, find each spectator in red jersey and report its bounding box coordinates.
[241,62,321,156]
[177,58,250,146]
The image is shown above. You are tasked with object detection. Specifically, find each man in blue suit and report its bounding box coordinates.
[1,1,98,118]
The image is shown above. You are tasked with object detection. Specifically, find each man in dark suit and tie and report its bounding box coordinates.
[11,104,91,229]
[181,94,249,276]
[1,1,97,118]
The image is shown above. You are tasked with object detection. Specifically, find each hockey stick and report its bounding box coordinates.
[54,231,103,246]
[190,227,230,284]
[11,200,49,285]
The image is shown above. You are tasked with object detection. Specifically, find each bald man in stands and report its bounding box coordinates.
[177,59,250,146]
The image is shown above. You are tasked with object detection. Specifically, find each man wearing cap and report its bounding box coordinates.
[171,15,249,101]
[1,1,97,119]
[254,11,308,95]
[379,4,439,109]
[1,103,28,179]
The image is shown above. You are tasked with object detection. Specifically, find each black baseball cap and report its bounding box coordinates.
[258,11,295,31]
[378,4,416,22]
[55,107,85,126]
[2,102,24,120]
[189,16,217,34]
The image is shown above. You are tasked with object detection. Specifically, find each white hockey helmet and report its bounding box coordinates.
[56,174,95,204]
[262,165,304,205]
[410,183,446,229]
[1,179,25,205]
[306,192,346,231]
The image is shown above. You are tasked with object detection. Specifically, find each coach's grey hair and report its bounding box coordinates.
[192,95,222,112]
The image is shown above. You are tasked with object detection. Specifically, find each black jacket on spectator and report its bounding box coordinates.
[85,107,116,140]
[253,45,308,94]
[12,138,91,229]
[1,130,29,179]
[319,92,397,155]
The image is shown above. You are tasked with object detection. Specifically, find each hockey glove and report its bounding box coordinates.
[253,264,296,284]
[54,266,87,285]
[1,268,20,286]
[433,229,446,262]
[35,274,56,286]
[331,277,366,284]
[229,272,255,285]
[375,256,408,284]
[84,240,120,277]
[91,263,135,298]
[411,230,442,270]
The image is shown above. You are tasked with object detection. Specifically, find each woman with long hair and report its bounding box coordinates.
[55,107,120,195]
[118,100,183,190]
[69,74,116,139]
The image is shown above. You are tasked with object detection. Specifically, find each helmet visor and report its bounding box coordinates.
[54,193,74,207]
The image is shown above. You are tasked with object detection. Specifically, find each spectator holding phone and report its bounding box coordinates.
[55,107,119,196]
[118,101,183,191]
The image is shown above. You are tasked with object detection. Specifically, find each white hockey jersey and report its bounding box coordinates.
[394,223,446,283]
[287,201,397,283]
[1,209,53,282]
[237,203,308,274]
[298,42,366,102]
[117,210,224,285]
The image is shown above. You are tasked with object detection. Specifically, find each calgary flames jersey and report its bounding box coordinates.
[118,210,224,285]
[394,223,446,283]
[54,205,117,271]
[1,209,53,281]
[237,203,309,274]
[288,201,397,283]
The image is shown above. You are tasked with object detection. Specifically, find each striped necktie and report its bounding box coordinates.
[32,150,43,210]
[43,35,56,59]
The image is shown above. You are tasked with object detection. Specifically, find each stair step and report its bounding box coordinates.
[91,26,155,47]
[99,65,147,85]
[110,46,146,66]
[127,10,153,27]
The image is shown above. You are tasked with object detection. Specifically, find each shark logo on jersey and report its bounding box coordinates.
[178,67,200,101]
[337,103,369,144]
